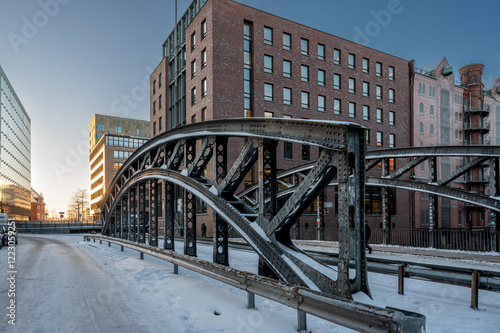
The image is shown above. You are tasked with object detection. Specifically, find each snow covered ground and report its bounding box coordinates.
[1,234,499,332]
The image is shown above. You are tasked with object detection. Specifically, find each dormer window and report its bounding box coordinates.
[472,76,477,83]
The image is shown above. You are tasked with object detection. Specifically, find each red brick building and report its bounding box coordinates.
[30,188,46,221]
[151,0,414,239]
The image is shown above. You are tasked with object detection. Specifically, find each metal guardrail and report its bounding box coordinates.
[83,235,425,333]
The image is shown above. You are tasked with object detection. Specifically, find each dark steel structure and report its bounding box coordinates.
[101,118,368,298]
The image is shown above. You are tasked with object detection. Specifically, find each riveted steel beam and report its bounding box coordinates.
[129,185,136,241]
[149,179,158,246]
[184,190,197,256]
[138,181,146,243]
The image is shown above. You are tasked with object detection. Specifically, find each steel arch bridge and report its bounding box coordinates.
[101,118,369,299]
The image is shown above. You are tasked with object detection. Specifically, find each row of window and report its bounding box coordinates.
[105,136,147,148]
[418,82,436,97]
[153,95,163,114]
[113,150,133,160]
[191,107,208,124]
[191,49,208,76]
[191,78,208,105]
[152,73,163,95]
[263,26,396,80]
[152,116,163,136]
[267,58,395,102]
[190,18,207,51]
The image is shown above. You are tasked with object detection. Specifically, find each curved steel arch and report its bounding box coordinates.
[100,118,369,298]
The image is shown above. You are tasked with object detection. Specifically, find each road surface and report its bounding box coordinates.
[0,235,147,332]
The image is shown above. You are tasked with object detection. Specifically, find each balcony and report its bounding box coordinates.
[464,121,490,134]
[464,107,490,117]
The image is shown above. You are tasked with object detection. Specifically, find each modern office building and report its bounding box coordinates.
[151,0,413,239]
[89,115,150,220]
[0,66,31,220]
[413,58,500,229]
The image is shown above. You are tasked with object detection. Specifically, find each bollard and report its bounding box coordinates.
[173,264,178,274]
[471,272,480,310]
[93,239,95,243]
[247,292,255,309]
[297,310,307,332]
[398,264,405,295]
[121,246,124,252]
[108,242,111,247]
[140,252,144,260]
[100,240,102,244]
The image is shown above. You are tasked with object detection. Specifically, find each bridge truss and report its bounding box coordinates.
[101,118,369,299]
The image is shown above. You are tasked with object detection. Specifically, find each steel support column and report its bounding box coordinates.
[184,190,197,256]
[164,181,175,251]
[317,191,325,241]
[429,156,438,248]
[129,186,136,241]
[116,203,122,239]
[149,179,158,246]
[121,194,128,240]
[214,137,229,265]
[382,158,391,245]
[138,181,147,243]
[490,157,499,252]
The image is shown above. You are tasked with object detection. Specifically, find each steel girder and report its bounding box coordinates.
[100,119,367,298]
[149,179,158,247]
[138,181,146,244]
[164,181,175,251]
[214,137,229,265]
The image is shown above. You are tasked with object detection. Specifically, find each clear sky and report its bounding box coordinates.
[1,0,499,215]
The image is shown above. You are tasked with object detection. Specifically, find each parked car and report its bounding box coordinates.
[0,214,18,247]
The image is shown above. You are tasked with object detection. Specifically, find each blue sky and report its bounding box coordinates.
[1,0,499,213]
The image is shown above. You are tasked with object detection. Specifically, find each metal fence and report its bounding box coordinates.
[371,229,499,252]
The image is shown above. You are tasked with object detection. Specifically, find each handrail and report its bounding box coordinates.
[83,235,425,333]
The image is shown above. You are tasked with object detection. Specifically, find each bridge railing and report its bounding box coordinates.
[15,221,102,232]
[370,228,498,252]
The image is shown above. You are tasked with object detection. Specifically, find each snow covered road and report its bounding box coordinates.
[1,234,500,332]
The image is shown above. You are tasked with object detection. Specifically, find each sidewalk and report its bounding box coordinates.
[295,240,500,263]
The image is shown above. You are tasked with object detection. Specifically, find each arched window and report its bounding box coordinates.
[419,103,424,115]
[422,84,426,95]
[455,129,458,141]
[430,105,434,117]
[419,122,424,135]
[418,83,422,94]
[430,124,434,137]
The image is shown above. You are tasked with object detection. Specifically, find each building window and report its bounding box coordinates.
[333,48,341,65]
[264,83,273,101]
[159,116,163,131]
[201,19,207,38]
[302,145,310,161]
[115,126,122,133]
[362,58,369,73]
[153,101,156,114]
[317,43,325,60]
[153,122,156,136]
[348,53,355,69]
[376,62,382,77]
[97,124,104,130]
[389,134,395,148]
[419,103,424,115]
[363,105,369,121]
[264,111,273,118]
[191,32,196,50]
[202,107,207,121]
[201,78,207,97]
[389,89,395,103]
[264,26,273,45]
[283,32,291,50]
[153,80,156,94]
[283,60,292,78]
[284,142,293,159]
[430,105,434,117]
[349,78,355,93]
[264,55,273,73]
[422,84,426,95]
[376,108,382,123]
[191,87,197,105]
[137,129,140,135]
[301,65,309,82]
[376,85,382,100]
[201,49,207,67]
[318,95,326,112]
[301,91,309,109]
[377,131,383,146]
[349,102,356,118]
[419,122,424,135]
[283,87,292,105]
[389,66,395,80]
[389,111,395,126]
[159,73,162,87]
[430,124,434,137]
[334,73,341,90]
[366,129,370,144]
[363,81,369,97]
[244,22,253,118]
[96,133,101,141]
[158,95,163,109]
[191,60,197,77]
[301,38,309,55]
[334,98,341,115]
[318,69,325,86]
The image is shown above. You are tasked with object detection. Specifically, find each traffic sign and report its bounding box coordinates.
[60,214,64,218]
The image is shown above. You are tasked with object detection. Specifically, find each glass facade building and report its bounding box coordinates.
[0,66,31,220]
